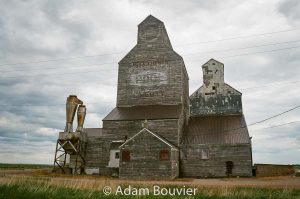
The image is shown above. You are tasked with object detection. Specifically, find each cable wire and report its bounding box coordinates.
[1,44,300,79]
[1,26,300,67]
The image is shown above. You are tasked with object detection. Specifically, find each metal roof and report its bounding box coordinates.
[183,115,250,145]
[103,105,182,121]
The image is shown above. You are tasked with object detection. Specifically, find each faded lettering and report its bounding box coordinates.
[130,71,167,86]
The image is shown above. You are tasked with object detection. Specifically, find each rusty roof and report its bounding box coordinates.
[183,115,250,145]
[103,105,182,121]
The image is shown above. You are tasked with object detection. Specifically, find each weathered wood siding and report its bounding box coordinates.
[103,119,180,146]
[119,130,179,179]
[117,59,186,107]
[85,134,106,168]
[180,144,252,177]
[86,119,181,175]
[116,15,189,113]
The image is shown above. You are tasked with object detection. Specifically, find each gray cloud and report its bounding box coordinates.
[278,0,300,24]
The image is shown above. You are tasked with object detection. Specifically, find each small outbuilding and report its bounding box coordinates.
[119,128,179,179]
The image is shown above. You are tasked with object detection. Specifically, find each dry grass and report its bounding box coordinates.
[1,169,300,198]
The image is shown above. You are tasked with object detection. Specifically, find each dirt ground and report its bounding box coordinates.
[1,169,300,189]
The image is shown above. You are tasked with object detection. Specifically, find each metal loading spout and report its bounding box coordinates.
[76,105,86,133]
[64,95,83,133]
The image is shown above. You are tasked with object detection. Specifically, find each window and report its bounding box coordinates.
[212,86,216,90]
[160,150,170,161]
[122,151,130,162]
[115,152,120,159]
[201,149,209,159]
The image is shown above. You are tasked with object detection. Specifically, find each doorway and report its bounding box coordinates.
[226,161,234,176]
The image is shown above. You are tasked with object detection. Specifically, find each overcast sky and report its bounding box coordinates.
[0,0,299,165]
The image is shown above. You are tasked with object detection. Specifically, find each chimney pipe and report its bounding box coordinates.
[64,95,83,133]
[76,105,86,132]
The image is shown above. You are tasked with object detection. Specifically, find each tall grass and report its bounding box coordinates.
[0,174,300,199]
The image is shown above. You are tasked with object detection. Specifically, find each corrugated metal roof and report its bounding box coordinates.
[83,128,103,137]
[103,105,182,121]
[183,115,250,144]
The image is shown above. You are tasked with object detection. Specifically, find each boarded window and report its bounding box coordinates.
[122,151,130,162]
[201,149,209,159]
[160,150,170,161]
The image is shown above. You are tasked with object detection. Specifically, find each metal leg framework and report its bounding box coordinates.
[53,139,86,174]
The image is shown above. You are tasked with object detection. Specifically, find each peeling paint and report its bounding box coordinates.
[190,59,242,116]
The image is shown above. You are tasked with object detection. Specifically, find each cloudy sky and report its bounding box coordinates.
[0,0,299,165]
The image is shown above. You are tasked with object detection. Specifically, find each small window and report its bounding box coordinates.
[201,149,209,159]
[212,86,216,90]
[122,151,130,162]
[115,152,120,159]
[160,150,170,161]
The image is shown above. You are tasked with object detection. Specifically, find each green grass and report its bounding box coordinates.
[0,163,52,170]
[0,183,300,199]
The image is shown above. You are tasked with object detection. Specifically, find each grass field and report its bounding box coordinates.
[1,183,299,199]
[0,165,300,199]
[0,174,300,198]
[0,163,52,170]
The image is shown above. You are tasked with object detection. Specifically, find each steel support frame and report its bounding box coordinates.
[53,139,86,174]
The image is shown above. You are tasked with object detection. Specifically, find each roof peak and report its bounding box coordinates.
[139,15,163,26]
[202,58,224,66]
[119,128,178,149]
[137,15,172,48]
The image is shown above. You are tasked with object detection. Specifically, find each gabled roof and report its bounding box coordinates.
[138,15,164,26]
[190,83,242,98]
[119,128,178,150]
[183,115,250,145]
[202,58,224,66]
[225,83,242,95]
[103,105,182,121]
